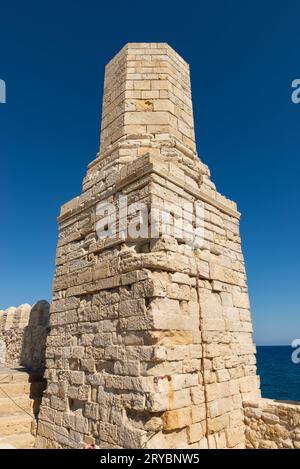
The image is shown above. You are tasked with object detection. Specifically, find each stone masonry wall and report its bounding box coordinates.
[35,43,260,449]
[0,304,31,366]
[244,399,300,449]
[0,301,50,372]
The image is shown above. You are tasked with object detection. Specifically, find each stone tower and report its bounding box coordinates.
[35,43,260,449]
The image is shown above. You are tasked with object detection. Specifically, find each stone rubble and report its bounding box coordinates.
[244,399,300,449]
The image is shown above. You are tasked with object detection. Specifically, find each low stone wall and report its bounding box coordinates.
[244,398,300,449]
[0,301,50,372]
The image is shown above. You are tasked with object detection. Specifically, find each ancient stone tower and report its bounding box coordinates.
[35,43,260,449]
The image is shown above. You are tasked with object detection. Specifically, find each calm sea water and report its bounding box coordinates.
[256,345,300,402]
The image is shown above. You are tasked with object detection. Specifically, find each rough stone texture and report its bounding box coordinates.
[35,43,260,449]
[0,301,50,372]
[0,340,5,365]
[244,399,300,449]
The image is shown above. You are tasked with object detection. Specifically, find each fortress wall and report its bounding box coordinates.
[0,304,31,366]
[0,301,50,372]
[244,399,300,449]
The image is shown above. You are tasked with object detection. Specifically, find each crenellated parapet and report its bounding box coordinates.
[0,301,50,371]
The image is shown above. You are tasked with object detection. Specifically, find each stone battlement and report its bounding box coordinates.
[0,304,32,331]
[0,301,50,372]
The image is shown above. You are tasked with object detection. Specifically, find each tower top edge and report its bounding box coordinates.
[105,43,189,68]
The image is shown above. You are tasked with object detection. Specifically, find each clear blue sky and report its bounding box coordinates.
[0,1,299,345]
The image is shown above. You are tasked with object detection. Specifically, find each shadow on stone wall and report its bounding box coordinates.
[0,300,50,420]
[21,301,50,419]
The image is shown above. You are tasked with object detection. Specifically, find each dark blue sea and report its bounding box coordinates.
[256,346,300,402]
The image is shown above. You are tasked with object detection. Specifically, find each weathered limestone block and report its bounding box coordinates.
[36,43,260,449]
